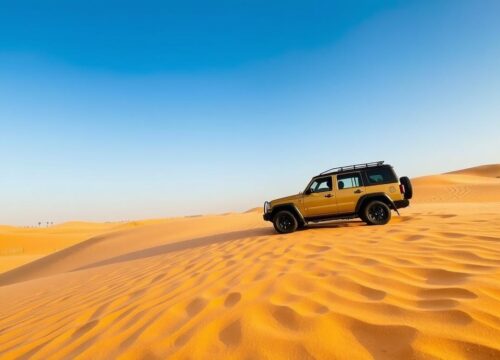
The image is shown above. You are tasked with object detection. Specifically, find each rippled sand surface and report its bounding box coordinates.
[0,165,499,359]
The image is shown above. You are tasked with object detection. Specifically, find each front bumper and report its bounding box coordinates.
[394,199,410,209]
[263,213,272,221]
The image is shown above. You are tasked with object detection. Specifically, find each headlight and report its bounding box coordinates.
[264,201,271,213]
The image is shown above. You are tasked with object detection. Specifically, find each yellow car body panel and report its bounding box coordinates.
[366,183,405,202]
[333,175,365,213]
[302,190,336,217]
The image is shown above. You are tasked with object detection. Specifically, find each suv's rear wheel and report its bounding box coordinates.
[363,201,391,225]
[273,210,298,234]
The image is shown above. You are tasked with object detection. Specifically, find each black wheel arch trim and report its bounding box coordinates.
[270,203,306,225]
[355,193,400,216]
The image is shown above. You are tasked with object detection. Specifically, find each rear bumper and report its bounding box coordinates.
[394,199,410,209]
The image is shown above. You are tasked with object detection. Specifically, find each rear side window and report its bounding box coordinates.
[365,167,397,185]
[337,173,362,189]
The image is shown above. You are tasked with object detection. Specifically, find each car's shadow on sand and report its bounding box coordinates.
[75,227,275,272]
[75,221,366,272]
[304,219,366,229]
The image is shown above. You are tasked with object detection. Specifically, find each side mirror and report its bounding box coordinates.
[305,189,312,195]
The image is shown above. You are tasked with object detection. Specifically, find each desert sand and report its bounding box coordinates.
[0,222,133,273]
[0,165,499,359]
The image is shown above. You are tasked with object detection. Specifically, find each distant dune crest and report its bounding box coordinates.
[445,164,500,178]
[412,164,500,203]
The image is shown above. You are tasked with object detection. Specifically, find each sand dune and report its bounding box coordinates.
[0,165,499,359]
[0,214,263,286]
[0,221,146,273]
[446,164,500,178]
[412,164,500,203]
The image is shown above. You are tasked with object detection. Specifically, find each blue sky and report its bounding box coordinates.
[1,0,499,225]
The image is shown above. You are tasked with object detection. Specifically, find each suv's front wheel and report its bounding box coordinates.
[273,210,298,234]
[363,201,391,225]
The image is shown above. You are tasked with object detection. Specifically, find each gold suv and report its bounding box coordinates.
[263,161,412,233]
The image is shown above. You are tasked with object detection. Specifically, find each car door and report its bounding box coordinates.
[335,172,365,213]
[302,176,338,217]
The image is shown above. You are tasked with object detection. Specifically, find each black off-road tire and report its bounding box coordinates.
[359,212,368,223]
[400,176,413,199]
[273,210,298,234]
[362,201,392,225]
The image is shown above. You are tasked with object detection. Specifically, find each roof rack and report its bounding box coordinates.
[319,161,385,176]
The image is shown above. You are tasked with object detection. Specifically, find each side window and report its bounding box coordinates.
[365,167,397,185]
[309,177,332,193]
[337,173,362,190]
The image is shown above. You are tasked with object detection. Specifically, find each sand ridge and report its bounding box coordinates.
[0,165,499,359]
[412,165,500,203]
[0,220,150,273]
[446,164,500,178]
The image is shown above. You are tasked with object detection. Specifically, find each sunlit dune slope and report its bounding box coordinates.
[412,164,500,203]
[0,218,223,274]
[0,165,499,359]
[0,221,128,273]
[446,164,500,178]
[0,213,262,286]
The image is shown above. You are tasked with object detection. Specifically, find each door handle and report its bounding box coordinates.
[324,194,333,198]
[354,189,363,194]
